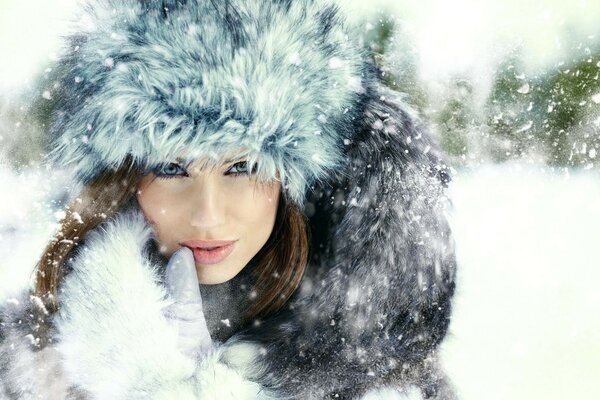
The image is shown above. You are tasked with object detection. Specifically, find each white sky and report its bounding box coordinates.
[0,0,78,94]
[443,163,600,400]
[0,0,599,92]
[345,0,600,79]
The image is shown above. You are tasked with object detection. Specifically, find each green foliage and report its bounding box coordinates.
[433,42,600,168]
[435,79,473,160]
[535,51,600,166]
[0,103,46,167]
[482,44,600,167]
[365,16,600,169]
[484,50,541,162]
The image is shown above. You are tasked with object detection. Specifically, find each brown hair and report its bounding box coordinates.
[34,160,309,321]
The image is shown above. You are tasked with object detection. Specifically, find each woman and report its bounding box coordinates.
[0,0,457,399]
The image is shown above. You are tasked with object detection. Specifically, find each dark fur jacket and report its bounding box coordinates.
[0,85,457,399]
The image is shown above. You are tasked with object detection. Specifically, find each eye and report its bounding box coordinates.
[225,161,257,176]
[153,162,189,179]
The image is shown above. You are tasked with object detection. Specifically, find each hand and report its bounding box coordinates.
[163,247,213,360]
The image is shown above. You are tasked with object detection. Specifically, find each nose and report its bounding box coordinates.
[189,178,225,229]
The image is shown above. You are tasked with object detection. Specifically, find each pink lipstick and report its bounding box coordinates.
[180,240,237,264]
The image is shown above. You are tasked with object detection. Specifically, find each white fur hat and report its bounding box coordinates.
[49,0,372,204]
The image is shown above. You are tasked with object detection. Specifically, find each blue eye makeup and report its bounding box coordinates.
[152,162,189,179]
[226,161,247,175]
[225,160,258,176]
[150,160,258,179]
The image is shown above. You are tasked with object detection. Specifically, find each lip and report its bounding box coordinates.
[180,239,237,265]
[181,239,238,249]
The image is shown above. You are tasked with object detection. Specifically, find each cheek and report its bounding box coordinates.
[221,177,277,214]
[232,183,280,238]
[137,181,185,253]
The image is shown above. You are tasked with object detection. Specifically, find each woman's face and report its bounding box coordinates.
[137,157,280,284]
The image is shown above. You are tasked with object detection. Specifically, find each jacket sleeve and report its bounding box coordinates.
[233,83,458,399]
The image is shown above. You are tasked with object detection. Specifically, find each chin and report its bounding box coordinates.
[196,268,236,285]
[198,277,229,285]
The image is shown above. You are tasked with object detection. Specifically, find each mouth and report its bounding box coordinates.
[180,239,237,265]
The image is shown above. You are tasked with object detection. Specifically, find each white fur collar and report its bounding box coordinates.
[54,210,273,399]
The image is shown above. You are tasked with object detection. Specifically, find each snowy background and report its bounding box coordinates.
[1,0,599,399]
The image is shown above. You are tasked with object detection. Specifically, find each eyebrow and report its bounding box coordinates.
[174,156,247,170]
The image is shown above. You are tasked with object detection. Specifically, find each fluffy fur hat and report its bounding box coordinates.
[49,0,372,205]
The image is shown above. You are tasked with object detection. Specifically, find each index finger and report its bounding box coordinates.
[165,247,202,304]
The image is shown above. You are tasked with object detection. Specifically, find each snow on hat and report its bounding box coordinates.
[48,0,371,205]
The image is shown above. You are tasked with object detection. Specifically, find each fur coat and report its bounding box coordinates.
[0,85,457,399]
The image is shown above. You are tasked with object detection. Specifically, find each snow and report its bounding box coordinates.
[516,83,530,94]
[0,166,74,299]
[516,120,533,133]
[345,0,600,79]
[441,163,600,400]
[0,0,78,93]
[360,385,422,400]
[0,0,598,397]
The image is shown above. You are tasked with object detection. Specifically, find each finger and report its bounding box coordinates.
[169,319,213,343]
[163,302,204,321]
[177,333,214,358]
[165,247,202,304]
[166,317,213,357]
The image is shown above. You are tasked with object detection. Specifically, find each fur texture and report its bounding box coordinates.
[1,190,452,399]
[1,0,458,398]
[0,83,457,399]
[1,212,279,399]
[49,0,370,205]
[230,84,457,399]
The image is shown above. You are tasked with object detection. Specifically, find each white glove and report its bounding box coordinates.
[163,247,213,360]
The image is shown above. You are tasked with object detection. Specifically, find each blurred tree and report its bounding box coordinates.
[483,49,542,162]
[473,38,600,168]
[533,45,600,167]
[432,78,475,163]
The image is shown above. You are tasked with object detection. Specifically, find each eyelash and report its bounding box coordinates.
[152,161,255,179]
